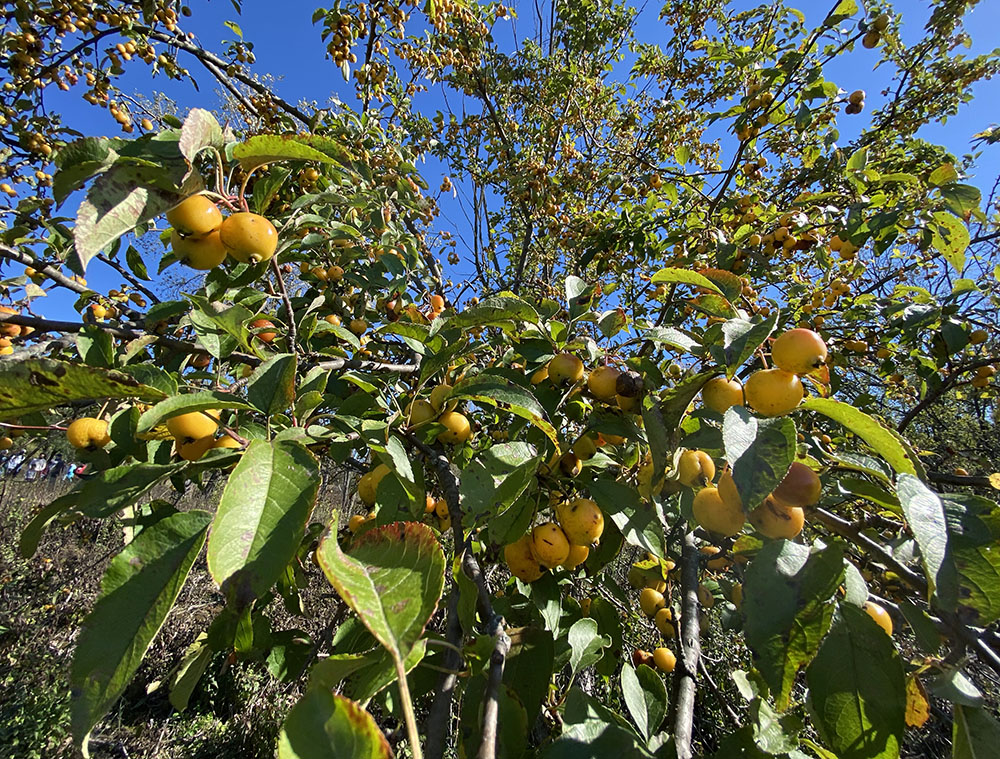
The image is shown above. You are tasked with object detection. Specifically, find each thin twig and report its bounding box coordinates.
[270,256,297,347]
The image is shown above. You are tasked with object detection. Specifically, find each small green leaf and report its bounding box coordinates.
[278,690,391,759]
[207,440,320,603]
[897,474,953,607]
[568,617,611,676]
[460,442,540,522]
[246,353,297,415]
[953,704,1000,759]
[802,398,918,475]
[806,605,906,759]
[317,520,445,659]
[621,663,667,741]
[650,267,724,295]
[71,510,211,754]
[723,407,797,513]
[931,211,970,273]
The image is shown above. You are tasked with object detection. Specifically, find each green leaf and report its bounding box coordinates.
[896,599,942,654]
[651,266,724,296]
[802,398,918,475]
[621,663,667,741]
[744,541,844,710]
[21,462,186,557]
[137,389,252,433]
[178,108,224,164]
[931,211,970,273]
[718,312,778,376]
[452,373,557,446]
[317,520,445,659]
[52,136,118,205]
[590,478,666,556]
[168,632,213,712]
[278,690,391,759]
[953,705,1000,759]
[71,510,211,754]
[897,474,953,607]
[77,325,115,368]
[568,617,611,676]
[806,604,906,759]
[74,163,197,271]
[233,134,350,172]
[207,440,319,603]
[447,295,540,329]
[723,407,797,513]
[942,494,1000,625]
[641,326,700,354]
[246,353,297,415]
[0,359,166,421]
[503,627,555,729]
[460,442,540,522]
[542,688,652,758]
[657,370,718,448]
[824,0,858,25]
[929,164,959,186]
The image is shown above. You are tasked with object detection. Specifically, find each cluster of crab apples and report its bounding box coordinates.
[63,408,240,462]
[168,194,278,270]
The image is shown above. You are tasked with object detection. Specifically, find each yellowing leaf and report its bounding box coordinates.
[905,675,930,728]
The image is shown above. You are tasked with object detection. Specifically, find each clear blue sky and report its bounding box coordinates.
[20,0,1000,321]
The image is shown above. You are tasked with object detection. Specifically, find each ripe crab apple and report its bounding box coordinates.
[639,587,666,617]
[358,463,391,507]
[66,417,111,450]
[771,462,822,507]
[166,194,223,236]
[770,328,828,374]
[693,487,745,537]
[436,410,471,444]
[166,409,221,442]
[701,376,744,413]
[587,365,620,400]
[560,544,589,570]
[171,228,229,270]
[219,212,278,263]
[530,522,571,568]
[863,600,893,636]
[744,368,804,416]
[748,497,805,539]
[407,399,437,427]
[653,647,676,673]
[677,449,716,488]
[547,352,584,384]
[556,497,604,545]
[504,534,543,582]
[250,318,278,343]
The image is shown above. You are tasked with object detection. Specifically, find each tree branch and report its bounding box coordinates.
[673,531,702,759]
[97,253,161,304]
[813,506,1000,679]
[0,312,259,364]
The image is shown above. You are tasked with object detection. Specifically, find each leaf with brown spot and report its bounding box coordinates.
[0,359,166,421]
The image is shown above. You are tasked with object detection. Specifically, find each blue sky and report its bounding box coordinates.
[17,0,1000,321]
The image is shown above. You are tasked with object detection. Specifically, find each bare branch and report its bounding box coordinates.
[673,532,702,759]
